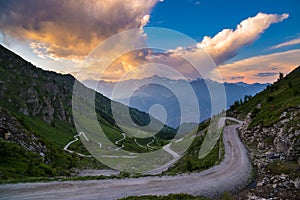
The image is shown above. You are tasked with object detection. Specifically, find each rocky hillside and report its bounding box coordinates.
[0,108,46,154]
[0,46,74,126]
[229,66,300,199]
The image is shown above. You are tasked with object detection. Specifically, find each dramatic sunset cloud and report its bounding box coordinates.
[0,0,298,84]
[270,37,300,49]
[197,12,289,65]
[0,0,159,61]
[88,50,150,82]
[215,49,300,83]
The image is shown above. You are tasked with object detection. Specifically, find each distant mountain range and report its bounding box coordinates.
[83,76,269,128]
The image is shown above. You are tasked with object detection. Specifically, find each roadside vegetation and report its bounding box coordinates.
[265,160,299,179]
[119,194,210,200]
[165,119,224,175]
[119,191,235,200]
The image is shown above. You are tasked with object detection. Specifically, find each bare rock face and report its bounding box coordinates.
[42,97,55,124]
[274,136,289,153]
[294,178,300,189]
[17,84,72,125]
[257,142,265,150]
[287,139,300,160]
[280,111,287,119]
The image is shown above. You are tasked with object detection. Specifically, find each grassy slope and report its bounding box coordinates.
[0,45,176,180]
[230,66,300,128]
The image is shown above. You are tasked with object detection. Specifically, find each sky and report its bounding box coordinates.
[0,0,299,83]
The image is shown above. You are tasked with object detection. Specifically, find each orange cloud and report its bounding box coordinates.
[80,47,204,82]
[0,0,159,62]
[101,50,150,81]
[214,49,300,83]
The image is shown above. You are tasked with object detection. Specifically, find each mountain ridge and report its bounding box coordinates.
[83,76,268,127]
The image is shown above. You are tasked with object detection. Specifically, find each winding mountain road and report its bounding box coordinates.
[63,132,92,158]
[0,117,252,200]
[114,133,127,151]
[146,143,180,175]
[146,137,156,150]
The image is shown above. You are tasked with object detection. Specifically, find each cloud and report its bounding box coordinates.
[195,1,201,6]
[140,15,151,28]
[98,49,150,81]
[0,0,159,61]
[270,37,300,49]
[80,47,204,82]
[230,76,245,80]
[254,72,278,77]
[214,49,300,83]
[70,10,294,83]
[197,12,289,65]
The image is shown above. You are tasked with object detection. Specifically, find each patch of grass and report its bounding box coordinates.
[0,140,55,180]
[221,191,235,200]
[165,118,225,175]
[15,114,75,148]
[266,160,299,179]
[119,193,210,200]
[165,135,222,174]
[197,119,210,132]
[225,119,239,125]
[73,156,108,170]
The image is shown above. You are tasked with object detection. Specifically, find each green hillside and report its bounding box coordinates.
[0,45,175,180]
[229,66,300,128]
